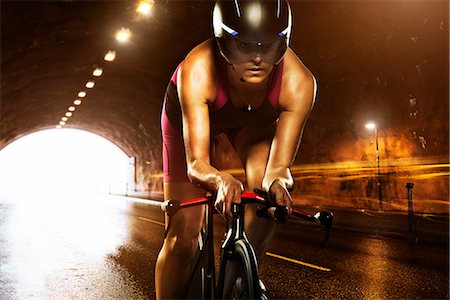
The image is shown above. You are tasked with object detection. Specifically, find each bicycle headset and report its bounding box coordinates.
[212,0,292,65]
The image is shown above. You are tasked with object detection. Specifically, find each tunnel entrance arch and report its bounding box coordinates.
[0,128,134,198]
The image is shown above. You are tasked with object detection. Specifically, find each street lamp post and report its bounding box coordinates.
[366,122,382,210]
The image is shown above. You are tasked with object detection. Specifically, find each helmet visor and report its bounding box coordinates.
[220,35,287,65]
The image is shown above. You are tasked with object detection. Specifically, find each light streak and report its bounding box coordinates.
[150,157,449,182]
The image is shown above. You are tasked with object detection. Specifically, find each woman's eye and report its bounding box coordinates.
[239,41,250,48]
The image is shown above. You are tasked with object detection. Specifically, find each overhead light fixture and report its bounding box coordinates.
[61,117,68,121]
[56,125,62,129]
[65,112,73,117]
[93,68,103,76]
[85,81,95,88]
[68,106,76,112]
[137,0,154,15]
[78,91,86,98]
[104,51,116,62]
[116,28,131,43]
[59,121,66,126]
[74,99,82,105]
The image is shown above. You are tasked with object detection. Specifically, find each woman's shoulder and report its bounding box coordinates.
[182,39,216,73]
[282,48,314,80]
[178,39,217,101]
[281,49,316,93]
[278,48,316,109]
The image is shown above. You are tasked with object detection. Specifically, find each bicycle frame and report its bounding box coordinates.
[161,191,334,299]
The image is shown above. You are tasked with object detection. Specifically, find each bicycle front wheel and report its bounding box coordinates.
[221,239,260,299]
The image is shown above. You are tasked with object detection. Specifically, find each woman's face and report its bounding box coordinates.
[230,57,274,85]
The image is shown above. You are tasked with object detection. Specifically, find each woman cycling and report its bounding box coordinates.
[156,1,317,298]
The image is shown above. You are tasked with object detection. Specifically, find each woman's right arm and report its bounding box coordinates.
[178,43,243,219]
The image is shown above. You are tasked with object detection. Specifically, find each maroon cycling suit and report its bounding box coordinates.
[161,51,284,182]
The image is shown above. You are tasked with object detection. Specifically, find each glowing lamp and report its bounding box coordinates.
[116,28,131,43]
[365,122,376,130]
[137,0,154,15]
[104,51,116,62]
[93,68,103,76]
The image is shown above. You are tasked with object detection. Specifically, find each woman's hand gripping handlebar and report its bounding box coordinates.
[252,188,334,249]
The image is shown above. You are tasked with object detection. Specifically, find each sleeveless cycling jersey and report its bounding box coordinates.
[161,51,284,182]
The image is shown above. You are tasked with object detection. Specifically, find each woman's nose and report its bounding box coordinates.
[251,53,262,65]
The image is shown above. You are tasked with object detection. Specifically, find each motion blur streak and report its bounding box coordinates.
[149,156,449,180]
[148,156,448,212]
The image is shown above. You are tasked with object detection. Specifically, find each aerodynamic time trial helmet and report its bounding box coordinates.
[213,0,292,65]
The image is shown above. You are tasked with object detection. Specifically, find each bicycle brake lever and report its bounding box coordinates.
[321,227,331,249]
[313,211,334,249]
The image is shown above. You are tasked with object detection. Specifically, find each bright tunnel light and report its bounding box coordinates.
[104,51,116,62]
[116,28,131,43]
[0,129,133,290]
[74,99,82,105]
[137,0,154,15]
[0,129,131,196]
[93,68,103,77]
[85,81,95,89]
[65,112,73,117]
[78,91,87,98]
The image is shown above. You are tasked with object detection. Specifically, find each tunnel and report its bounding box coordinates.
[1,0,448,211]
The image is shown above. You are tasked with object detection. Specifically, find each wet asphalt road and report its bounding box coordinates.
[1,192,448,299]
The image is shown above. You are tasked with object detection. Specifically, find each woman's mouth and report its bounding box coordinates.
[247,68,264,74]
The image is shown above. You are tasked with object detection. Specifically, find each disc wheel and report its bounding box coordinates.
[223,239,260,299]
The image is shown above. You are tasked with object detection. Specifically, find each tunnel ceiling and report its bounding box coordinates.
[1,1,215,160]
[1,1,449,180]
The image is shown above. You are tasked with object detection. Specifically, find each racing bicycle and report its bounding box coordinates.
[154,189,333,299]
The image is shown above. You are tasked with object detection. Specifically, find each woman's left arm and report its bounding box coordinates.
[262,48,317,209]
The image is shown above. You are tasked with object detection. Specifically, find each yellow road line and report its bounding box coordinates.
[266,252,331,272]
[139,217,165,226]
[138,216,330,272]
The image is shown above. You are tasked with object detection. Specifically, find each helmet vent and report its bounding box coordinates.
[233,0,241,17]
[276,0,281,18]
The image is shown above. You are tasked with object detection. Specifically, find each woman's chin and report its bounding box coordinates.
[241,75,267,85]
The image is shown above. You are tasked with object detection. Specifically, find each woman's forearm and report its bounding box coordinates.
[187,158,223,192]
[262,167,294,192]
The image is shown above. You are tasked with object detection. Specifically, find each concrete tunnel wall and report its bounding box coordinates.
[1,1,448,212]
